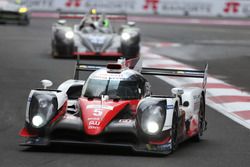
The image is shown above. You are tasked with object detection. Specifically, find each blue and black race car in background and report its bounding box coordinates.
[0,0,30,25]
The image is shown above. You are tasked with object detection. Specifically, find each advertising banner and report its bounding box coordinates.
[20,0,250,18]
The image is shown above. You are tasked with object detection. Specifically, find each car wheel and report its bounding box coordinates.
[193,95,205,142]
[51,41,59,58]
[19,15,30,26]
[171,105,179,153]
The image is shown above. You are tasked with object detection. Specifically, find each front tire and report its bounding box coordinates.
[51,41,59,58]
[171,105,179,153]
[19,15,30,26]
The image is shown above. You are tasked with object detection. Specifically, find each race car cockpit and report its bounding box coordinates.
[79,8,112,34]
[82,78,141,100]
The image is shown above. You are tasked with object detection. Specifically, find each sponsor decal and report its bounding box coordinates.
[146,142,171,151]
[83,0,135,11]
[160,1,212,15]
[89,120,100,126]
[88,118,101,129]
[65,0,81,8]
[88,126,98,129]
[156,143,172,151]
[21,0,55,8]
[92,73,126,80]
[88,117,100,121]
[166,105,174,110]
[224,1,240,13]
[118,119,132,123]
[86,105,114,110]
[89,36,106,45]
[143,0,160,13]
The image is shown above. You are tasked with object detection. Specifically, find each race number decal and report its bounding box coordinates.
[89,36,105,44]
[93,108,103,116]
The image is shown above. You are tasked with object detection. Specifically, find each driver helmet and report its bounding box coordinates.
[103,19,110,28]
[90,8,97,15]
[16,0,21,4]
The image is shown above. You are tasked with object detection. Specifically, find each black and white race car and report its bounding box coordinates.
[51,9,140,60]
[19,57,208,155]
[0,0,30,25]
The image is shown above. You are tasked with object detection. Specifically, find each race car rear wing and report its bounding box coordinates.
[141,65,208,89]
[74,63,104,80]
[73,57,208,89]
[59,12,127,21]
[73,54,104,80]
[141,67,205,78]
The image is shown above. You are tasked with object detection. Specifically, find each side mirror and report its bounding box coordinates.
[183,101,189,107]
[171,88,184,96]
[41,80,53,89]
[57,19,66,25]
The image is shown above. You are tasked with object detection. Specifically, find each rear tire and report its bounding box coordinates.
[193,95,205,142]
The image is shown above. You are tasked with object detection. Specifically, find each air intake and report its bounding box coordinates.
[107,63,122,70]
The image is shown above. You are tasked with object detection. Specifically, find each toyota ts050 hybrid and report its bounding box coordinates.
[0,0,30,25]
[19,57,208,155]
[51,9,140,60]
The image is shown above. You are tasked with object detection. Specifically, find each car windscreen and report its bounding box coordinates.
[82,79,140,100]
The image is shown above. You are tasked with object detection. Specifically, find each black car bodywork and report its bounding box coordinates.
[51,13,140,59]
[0,0,30,25]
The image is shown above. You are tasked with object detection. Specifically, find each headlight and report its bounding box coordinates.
[146,121,160,134]
[32,115,45,128]
[141,106,163,135]
[121,32,131,41]
[28,93,58,128]
[65,31,74,39]
[137,98,166,135]
[19,7,28,13]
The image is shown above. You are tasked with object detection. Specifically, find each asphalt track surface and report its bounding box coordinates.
[0,19,250,167]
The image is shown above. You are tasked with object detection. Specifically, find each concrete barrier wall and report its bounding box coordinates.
[21,0,250,18]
